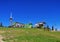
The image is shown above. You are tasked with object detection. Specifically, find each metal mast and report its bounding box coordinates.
[10,12,13,26]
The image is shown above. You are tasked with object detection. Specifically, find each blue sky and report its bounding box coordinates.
[0,0,60,30]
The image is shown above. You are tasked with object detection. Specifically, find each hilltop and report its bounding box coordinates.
[0,28,60,42]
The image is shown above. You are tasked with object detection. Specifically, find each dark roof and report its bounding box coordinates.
[15,22,24,25]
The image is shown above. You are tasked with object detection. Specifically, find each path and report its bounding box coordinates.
[0,35,4,42]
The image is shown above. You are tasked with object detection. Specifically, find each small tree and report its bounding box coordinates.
[52,26,54,31]
[0,22,3,27]
[46,25,50,31]
[55,28,57,31]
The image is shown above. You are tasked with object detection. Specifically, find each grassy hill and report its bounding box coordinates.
[0,28,60,42]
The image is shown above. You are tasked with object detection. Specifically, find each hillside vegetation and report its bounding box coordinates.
[0,28,60,42]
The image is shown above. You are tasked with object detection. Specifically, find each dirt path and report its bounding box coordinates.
[0,35,4,42]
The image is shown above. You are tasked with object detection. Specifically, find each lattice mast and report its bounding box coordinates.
[10,12,13,26]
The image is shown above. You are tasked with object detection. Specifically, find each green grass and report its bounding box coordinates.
[0,28,60,42]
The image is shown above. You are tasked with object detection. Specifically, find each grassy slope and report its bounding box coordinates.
[0,28,60,42]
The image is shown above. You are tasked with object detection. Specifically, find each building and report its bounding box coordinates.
[12,22,24,28]
[24,23,33,28]
[34,22,46,28]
